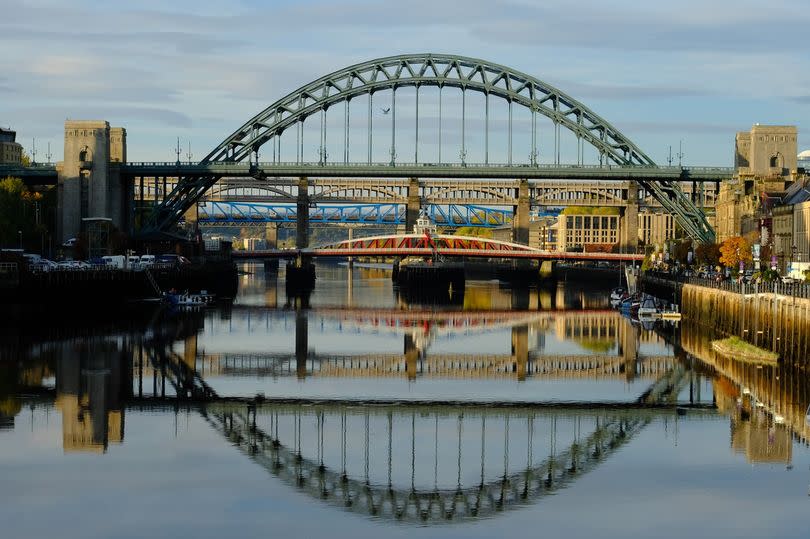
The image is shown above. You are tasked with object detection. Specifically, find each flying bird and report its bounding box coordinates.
[381,107,391,115]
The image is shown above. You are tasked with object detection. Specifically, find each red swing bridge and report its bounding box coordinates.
[233,233,644,262]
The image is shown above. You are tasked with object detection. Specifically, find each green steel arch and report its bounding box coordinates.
[153,53,714,241]
[208,53,654,165]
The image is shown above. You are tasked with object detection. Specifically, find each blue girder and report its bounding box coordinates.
[196,202,530,227]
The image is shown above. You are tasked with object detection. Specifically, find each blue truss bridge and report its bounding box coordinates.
[196,202,560,227]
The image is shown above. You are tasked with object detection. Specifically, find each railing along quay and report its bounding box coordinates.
[643,271,810,299]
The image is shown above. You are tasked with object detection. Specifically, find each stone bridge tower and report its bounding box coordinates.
[57,120,130,244]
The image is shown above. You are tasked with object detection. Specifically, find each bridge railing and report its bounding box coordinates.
[123,161,734,173]
[645,271,810,299]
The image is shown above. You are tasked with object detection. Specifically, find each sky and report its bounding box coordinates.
[1,0,809,166]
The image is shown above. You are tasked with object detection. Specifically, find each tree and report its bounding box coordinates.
[719,236,753,271]
[454,226,493,238]
[695,242,721,267]
[673,239,693,265]
[0,177,53,252]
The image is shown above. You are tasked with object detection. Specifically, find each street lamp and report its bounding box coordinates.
[17,230,22,250]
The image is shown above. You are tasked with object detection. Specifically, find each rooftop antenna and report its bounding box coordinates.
[677,140,684,167]
[186,141,193,162]
[31,137,37,164]
[667,145,673,166]
[175,137,181,164]
[45,142,52,163]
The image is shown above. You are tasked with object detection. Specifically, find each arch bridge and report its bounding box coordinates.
[134,53,722,243]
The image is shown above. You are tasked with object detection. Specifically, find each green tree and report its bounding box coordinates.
[695,242,721,267]
[454,226,493,238]
[673,239,693,265]
[0,177,53,252]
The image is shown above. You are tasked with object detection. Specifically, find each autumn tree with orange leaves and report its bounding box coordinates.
[719,236,753,272]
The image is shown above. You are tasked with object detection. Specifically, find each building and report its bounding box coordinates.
[0,128,23,165]
[556,210,620,252]
[799,149,810,171]
[735,125,798,179]
[715,125,801,242]
[56,121,130,243]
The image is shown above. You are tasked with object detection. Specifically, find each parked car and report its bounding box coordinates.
[62,238,77,247]
[781,276,798,284]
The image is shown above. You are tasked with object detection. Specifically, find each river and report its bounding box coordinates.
[1,262,808,538]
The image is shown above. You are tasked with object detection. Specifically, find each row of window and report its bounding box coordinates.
[565,216,619,230]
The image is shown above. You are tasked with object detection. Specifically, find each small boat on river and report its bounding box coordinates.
[164,290,216,307]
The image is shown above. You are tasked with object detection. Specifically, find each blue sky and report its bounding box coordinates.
[1,0,808,165]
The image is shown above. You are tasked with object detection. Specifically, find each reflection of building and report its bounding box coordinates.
[730,409,792,465]
[55,340,129,453]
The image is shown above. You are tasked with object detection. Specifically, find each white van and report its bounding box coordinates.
[127,255,140,269]
[101,255,125,269]
[140,254,156,267]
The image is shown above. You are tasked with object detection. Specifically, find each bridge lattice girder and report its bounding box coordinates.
[147,53,715,242]
[198,202,513,227]
[206,407,647,523]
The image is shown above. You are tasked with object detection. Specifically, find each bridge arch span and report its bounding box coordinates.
[151,53,715,242]
[207,53,653,167]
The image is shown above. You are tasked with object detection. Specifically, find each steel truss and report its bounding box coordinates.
[197,202,516,227]
[147,53,714,242]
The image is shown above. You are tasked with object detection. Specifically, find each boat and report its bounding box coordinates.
[609,287,626,302]
[163,290,216,307]
[637,296,659,317]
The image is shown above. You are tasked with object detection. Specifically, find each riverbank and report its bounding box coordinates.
[641,273,810,368]
[0,261,238,305]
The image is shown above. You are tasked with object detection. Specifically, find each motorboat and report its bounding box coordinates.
[637,296,659,317]
[610,287,626,302]
[164,290,216,307]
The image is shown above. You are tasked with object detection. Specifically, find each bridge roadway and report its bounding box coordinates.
[233,246,645,261]
[139,177,719,208]
[195,352,675,381]
[1,162,733,184]
[122,161,733,182]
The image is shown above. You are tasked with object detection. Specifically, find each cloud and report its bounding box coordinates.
[787,96,810,104]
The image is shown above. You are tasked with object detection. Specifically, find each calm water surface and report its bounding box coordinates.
[1,262,809,539]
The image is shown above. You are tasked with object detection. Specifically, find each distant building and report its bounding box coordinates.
[0,128,23,164]
[735,125,798,178]
[799,149,810,171]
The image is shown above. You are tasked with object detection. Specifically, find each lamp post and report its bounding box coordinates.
[791,245,797,275]
[17,230,22,250]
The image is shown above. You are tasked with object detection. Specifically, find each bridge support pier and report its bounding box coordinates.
[511,325,529,381]
[404,334,418,381]
[618,317,639,382]
[57,121,131,246]
[621,181,639,253]
[296,177,309,249]
[288,177,315,290]
[405,177,421,232]
[295,309,308,379]
[512,179,530,246]
[264,223,279,272]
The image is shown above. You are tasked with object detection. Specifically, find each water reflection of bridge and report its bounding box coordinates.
[5,313,719,525]
[188,307,668,381]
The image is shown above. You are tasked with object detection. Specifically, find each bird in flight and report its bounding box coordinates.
[381,107,391,115]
